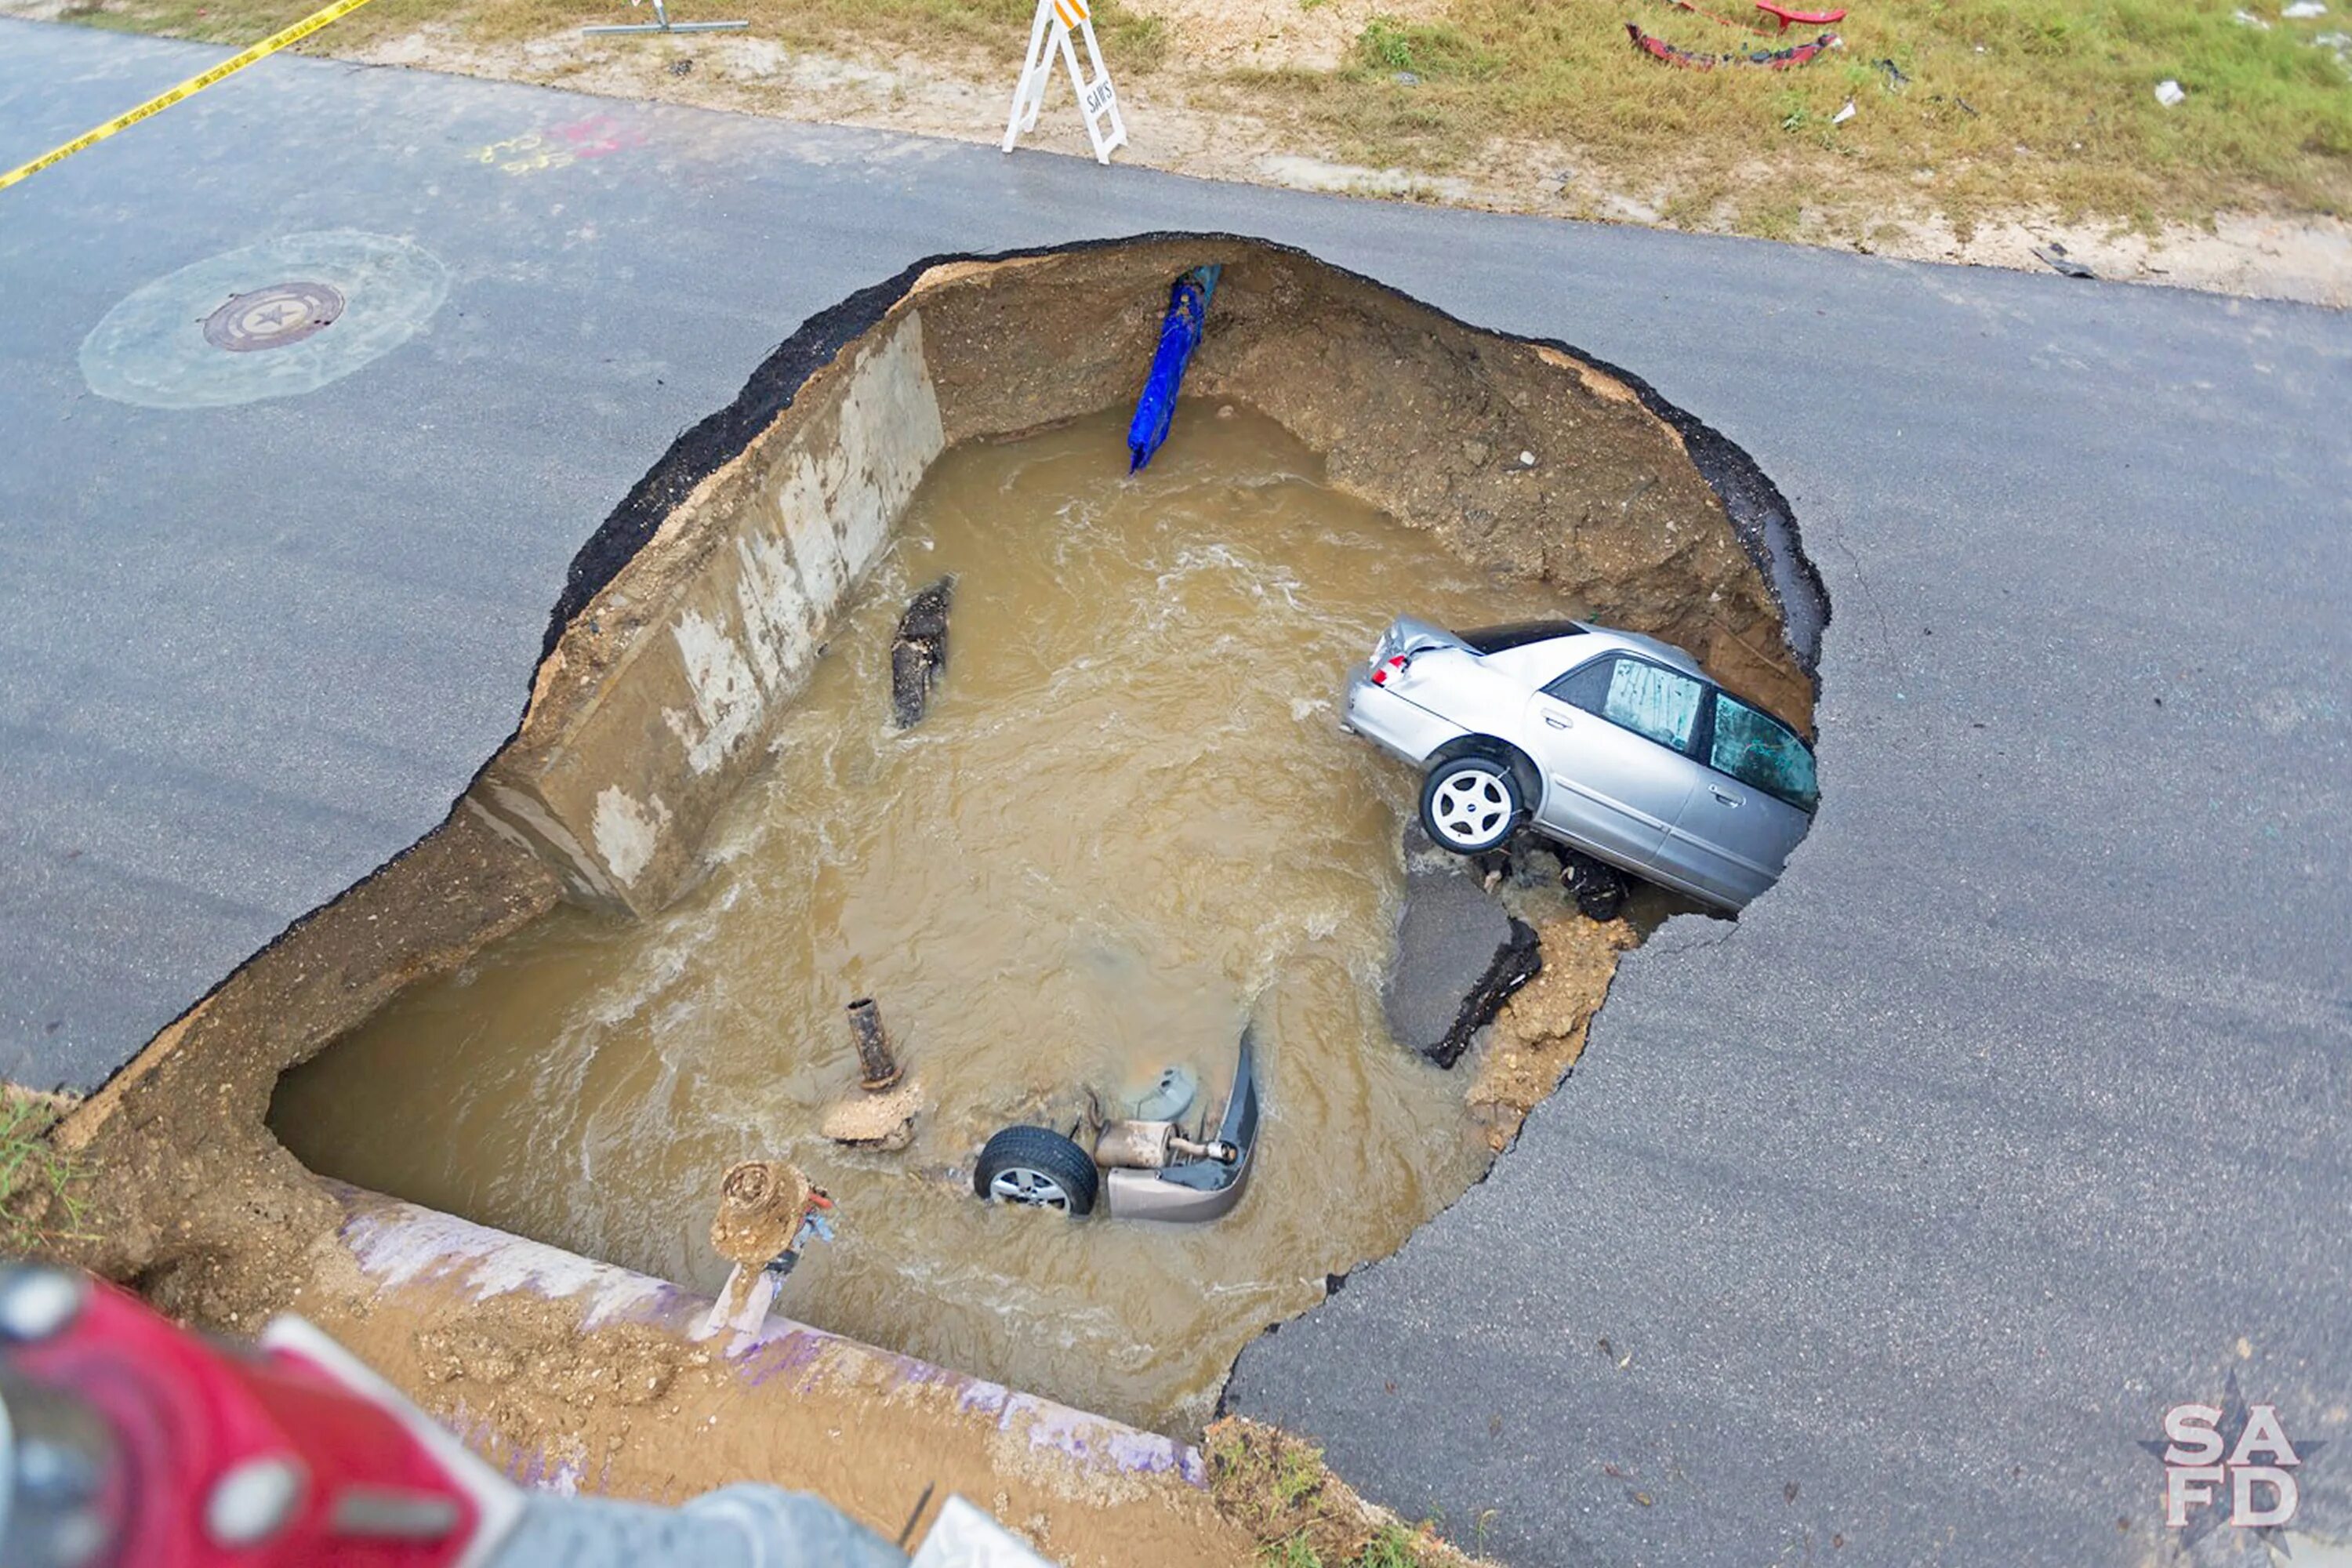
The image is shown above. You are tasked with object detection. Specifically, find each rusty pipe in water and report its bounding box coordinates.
[844,999,902,1091]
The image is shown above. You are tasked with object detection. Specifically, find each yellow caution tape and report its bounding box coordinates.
[0,0,377,194]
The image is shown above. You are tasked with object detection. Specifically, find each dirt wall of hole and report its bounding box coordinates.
[34,233,1819,1510]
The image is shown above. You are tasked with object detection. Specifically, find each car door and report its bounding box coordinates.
[1662,689,1818,906]
[1523,653,1705,872]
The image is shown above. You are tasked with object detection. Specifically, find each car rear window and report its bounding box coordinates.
[1459,620,1586,655]
[1550,655,1705,753]
[1711,694,1818,812]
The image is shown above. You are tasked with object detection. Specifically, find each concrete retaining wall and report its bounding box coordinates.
[303,1186,1250,1563]
[470,311,946,914]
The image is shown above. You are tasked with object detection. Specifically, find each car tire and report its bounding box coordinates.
[973,1126,1098,1215]
[1420,755,1523,855]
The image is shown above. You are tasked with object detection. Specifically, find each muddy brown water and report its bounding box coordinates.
[271,405,1586,1434]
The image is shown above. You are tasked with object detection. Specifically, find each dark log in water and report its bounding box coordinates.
[890,576,954,729]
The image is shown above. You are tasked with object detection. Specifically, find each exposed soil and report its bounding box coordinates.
[1470,913,1640,1153]
[288,1224,1265,1565]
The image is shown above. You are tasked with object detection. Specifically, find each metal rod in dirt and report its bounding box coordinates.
[845,999,902,1091]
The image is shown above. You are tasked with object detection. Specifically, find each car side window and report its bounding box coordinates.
[1547,655,1704,753]
[1544,656,1613,714]
[1710,693,1819,812]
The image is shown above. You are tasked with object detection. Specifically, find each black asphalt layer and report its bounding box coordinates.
[5,22,2348,1563]
[1385,826,1531,1068]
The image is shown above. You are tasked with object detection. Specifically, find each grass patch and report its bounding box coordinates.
[1207,1417,1474,1568]
[1396,0,2352,220]
[1355,14,1492,80]
[1254,1522,1445,1568]
[0,1092,91,1257]
[1736,192,1807,241]
[1261,0,2350,227]
[1214,65,1482,170]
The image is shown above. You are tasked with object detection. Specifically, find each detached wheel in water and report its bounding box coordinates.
[974,1125,1098,1216]
[1420,756,1523,854]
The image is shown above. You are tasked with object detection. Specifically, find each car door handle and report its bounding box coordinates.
[1543,713,1572,729]
[1711,787,1741,806]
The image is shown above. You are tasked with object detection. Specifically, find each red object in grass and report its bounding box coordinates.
[1754,0,1846,27]
[1626,20,1839,67]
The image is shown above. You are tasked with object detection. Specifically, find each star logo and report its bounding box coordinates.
[2140,1373,2326,1555]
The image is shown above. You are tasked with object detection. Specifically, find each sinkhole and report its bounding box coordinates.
[242,235,1820,1437]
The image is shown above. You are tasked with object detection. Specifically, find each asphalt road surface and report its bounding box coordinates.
[4,22,2347,1565]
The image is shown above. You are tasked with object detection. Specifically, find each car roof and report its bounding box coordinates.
[1566,622,1705,677]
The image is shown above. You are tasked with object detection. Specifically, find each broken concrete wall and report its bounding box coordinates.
[470,310,946,913]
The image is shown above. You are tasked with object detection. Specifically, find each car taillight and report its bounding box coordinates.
[1370,654,1409,686]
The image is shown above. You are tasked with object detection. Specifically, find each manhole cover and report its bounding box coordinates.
[84,232,448,408]
[202,281,346,353]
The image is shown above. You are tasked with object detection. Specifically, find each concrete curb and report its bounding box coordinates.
[328,1185,1209,1496]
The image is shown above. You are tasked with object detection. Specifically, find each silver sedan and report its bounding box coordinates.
[1342,618,1817,911]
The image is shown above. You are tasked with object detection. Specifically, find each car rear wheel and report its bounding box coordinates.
[1420,756,1523,855]
[974,1126,1098,1215]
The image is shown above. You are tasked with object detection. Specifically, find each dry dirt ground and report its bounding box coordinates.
[312,1,2352,307]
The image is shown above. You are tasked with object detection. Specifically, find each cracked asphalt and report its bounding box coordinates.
[3,20,2347,1563]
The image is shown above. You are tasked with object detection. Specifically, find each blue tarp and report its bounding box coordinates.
[1127,265,1220,473]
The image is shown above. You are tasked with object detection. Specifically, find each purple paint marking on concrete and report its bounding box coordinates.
[326,1184,1214,1492]
[957,1380,1014,1421]
[728,1329,833,1392]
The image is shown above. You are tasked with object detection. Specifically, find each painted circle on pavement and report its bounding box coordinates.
[82,231,448,408]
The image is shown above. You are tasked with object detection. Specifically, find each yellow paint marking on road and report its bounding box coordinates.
[0,0,377,194]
